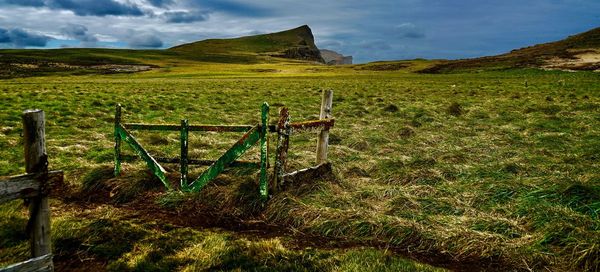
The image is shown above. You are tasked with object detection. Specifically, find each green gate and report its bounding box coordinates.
[114,103,270,199]
[114,90,335,200]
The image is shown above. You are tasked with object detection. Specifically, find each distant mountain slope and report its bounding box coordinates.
[170,25,324,63]
[0,48,171,79]
[421,27,600,73]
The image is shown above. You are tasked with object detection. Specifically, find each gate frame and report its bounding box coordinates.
[114,90,334,200]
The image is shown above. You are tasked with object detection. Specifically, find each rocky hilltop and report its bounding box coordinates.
[170,25,324,63]
[320,49,352,65]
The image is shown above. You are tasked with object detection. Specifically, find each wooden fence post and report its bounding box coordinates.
[22,109,52,258]
[273,107,290,192]
[259,102,270,200]
[316,90,333,164]
[114,104,122,176]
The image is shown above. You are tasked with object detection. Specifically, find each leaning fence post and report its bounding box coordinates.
[273,107,290,192]
[22,109,52,259]
[316,90,333,164]
[180,119,189,189]
[114,104,122,176]
[259,102,269,200]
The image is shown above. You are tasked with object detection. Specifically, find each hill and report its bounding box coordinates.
[0,48,174,78]
[170,25,324,63]
[421,26,600,73]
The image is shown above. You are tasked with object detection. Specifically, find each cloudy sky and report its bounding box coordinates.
[0,0,598,63]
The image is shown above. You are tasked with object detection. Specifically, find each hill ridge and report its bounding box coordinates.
[421,26,600,73]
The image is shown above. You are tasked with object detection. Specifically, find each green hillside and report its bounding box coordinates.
[169,25,324,62]
[422,26,600,73]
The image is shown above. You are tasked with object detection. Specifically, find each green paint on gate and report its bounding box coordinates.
[114,104,122,177]
[259,102,269,200]
[180,119,189,190]
[114,103,267,195]
[116,123,171,189]
[186,125,262,192]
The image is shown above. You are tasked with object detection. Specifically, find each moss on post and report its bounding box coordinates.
[114,104,122,177]
[180,119,189,190]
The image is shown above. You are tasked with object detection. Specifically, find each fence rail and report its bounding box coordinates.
[1,109,62,272]
[123,123,258,132]
[0,171,63,204]
[0,254,53,272]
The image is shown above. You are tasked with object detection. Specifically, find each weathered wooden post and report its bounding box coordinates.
[259,102,270,200]
[316,90,333,164]
[180,119,189,189]
[114,104,122,176]
[22,109,52,258]
[273,107,290,191]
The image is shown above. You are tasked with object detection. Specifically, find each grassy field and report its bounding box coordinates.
[0,59,599,271]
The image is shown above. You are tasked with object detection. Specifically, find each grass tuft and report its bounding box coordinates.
[446,102,463,116]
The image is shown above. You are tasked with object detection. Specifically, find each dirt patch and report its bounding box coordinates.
[543,49,600,71]
[91,64,153,73]
[250,68,280,73]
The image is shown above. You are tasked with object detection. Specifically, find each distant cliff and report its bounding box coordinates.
[171,25,324,63]
[320,49,352,65]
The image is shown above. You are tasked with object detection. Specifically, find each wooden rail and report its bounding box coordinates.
[154,157,260,168]
[123,123,256,132]
[1,110,62,272]
[0,254,53,272]
[123,121,334,133]
[0,171,63,204]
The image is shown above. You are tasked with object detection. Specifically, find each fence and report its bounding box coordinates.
[0,110,64,272]
[114,90,335,200]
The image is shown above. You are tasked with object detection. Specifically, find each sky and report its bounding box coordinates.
[0,0,598,63]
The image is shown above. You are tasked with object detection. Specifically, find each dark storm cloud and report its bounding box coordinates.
[188,0,272,17]
[61,24,97,43]
[6,0,44,7]
[127,33,164,48]
[3,0,145,16]
[147,0,174,7]
[0,27,52,47]
[49,0,144,16]
[394,23,425,39]
[0,28,9,43]
[163,10,208,23]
